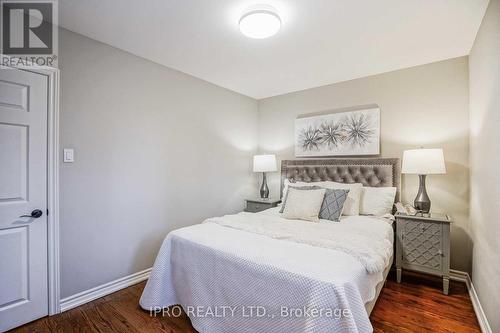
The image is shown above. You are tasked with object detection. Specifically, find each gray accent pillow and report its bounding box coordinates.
[280,185,350,222]
[319,189,350,222]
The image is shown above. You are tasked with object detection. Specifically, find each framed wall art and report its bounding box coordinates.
[295,107,380,157]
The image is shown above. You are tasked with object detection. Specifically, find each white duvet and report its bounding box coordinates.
[204,212,392,274]
[140,208,394,333]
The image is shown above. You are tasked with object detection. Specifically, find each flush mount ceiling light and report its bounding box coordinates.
[239,5,281,39]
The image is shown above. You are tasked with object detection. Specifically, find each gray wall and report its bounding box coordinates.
[258,57,471,272]
[59,29,259,298]
[469,0,500,331]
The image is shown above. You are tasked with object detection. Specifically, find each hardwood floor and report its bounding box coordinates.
[370,271,480,333]
[11,271,480,333]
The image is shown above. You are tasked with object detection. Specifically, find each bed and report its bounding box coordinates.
[140,158,400,333]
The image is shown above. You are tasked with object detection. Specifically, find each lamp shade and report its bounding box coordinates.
[253,154,277,172]
[402,149,446,174]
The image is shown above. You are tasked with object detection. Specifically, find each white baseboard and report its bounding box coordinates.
[450,270,492,333]
[60,268,152,312]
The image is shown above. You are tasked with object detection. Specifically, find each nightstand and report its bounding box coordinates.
[244,198,281,213]
[395,212,452,294]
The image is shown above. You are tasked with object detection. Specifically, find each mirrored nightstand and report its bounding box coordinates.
[395,212,452,294]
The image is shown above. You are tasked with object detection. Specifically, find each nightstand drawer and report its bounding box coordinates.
[244,199,281,213]
[245,202,269,212]
[402,220,443,270]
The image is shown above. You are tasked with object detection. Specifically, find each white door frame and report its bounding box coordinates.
[1,55,61,315]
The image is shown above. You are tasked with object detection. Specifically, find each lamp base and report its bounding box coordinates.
[260,172,269,199]
[414,174,431,213]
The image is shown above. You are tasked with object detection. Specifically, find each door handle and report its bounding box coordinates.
[19,209,43,218]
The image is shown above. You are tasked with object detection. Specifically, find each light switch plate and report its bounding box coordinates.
[63,149,74,163]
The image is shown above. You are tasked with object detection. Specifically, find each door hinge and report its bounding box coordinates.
[46,209,49,216]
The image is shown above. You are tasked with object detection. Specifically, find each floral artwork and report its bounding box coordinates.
[295,108,380,156]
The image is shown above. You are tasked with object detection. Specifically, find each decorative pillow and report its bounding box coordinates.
[282,187,326,222]
[360,186,397,216]
[319,189,350,221]
[282,179,362,216]
[329,182,363,216]
[279,185,318,213]
[282,179,311,198]
[281,186,350,222]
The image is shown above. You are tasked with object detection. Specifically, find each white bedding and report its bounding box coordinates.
[204,211,392,274]
[140,208,394,333]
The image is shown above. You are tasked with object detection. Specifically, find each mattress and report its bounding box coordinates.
[140,208,394,333]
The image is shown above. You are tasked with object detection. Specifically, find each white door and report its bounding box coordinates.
[0,67,48,331]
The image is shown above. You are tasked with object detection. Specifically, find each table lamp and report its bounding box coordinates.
[253,154,277,199]
[402,148,446,213]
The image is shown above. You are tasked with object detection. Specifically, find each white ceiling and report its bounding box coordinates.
[60,0,489,99]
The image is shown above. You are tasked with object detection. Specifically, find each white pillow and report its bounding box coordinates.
[282,187,326,222]
[327,182,363,216]
[360,186,397,216]
[282,178,294,198]
[282,179,323,197]
[282,179,362,216]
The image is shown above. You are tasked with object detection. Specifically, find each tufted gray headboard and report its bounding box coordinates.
[280,158,401,202]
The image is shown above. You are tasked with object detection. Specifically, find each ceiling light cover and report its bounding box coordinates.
[239,5,281,39]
